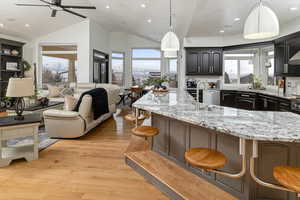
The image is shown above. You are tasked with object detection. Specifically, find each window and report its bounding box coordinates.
[111,52,125,86]
[41,45,78,88]
[224,52,254,85]
[132,49,161,86]
[168,59,178,88]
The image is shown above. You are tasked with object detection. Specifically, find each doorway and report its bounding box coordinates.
[93,50,109,83]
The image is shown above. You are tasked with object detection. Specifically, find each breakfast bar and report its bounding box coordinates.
[132,90,300,200]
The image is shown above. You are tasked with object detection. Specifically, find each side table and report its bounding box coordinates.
[0,114,41,167]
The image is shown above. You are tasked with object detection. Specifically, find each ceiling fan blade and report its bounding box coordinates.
[63,8,86,18]
[62,5,96,9]
[51,9,57,17]
[39,0,52,5]
[15,3,49,7]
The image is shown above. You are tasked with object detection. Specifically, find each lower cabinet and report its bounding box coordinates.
[220,90,292,112]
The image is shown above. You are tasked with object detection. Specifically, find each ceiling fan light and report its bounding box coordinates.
[244,2,279,40]
[161,31,180,51]
[164,50,177,58]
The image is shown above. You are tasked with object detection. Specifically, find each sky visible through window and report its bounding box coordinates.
[132,49,161,85]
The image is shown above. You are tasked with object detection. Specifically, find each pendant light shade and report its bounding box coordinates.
[161,31,180,51]
[161,0,180,51]
[164,50,177,58]
[244,1,279,40]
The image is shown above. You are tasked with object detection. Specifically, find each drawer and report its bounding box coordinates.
[1,126,35,140]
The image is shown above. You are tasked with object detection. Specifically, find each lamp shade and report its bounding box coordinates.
[6,78,34,97]
[161,31,180,51]
[164,50,177,58]
[244,2,279,40]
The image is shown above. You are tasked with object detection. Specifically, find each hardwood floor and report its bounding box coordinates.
[0,109,168,200]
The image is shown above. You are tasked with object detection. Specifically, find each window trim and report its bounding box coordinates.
[111,51,125,86]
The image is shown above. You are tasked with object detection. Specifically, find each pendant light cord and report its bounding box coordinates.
[169,0,172,29]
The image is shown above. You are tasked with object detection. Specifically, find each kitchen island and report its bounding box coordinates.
[132,89,300,200]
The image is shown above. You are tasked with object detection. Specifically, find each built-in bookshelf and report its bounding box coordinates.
[0,38,25,98]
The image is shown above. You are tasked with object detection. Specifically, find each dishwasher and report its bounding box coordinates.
[203,90,220,105]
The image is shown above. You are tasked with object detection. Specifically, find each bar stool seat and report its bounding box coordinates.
[131,126,159,137]
[124,113,146,122]
[273,165,300,193]
[185,148,227,170]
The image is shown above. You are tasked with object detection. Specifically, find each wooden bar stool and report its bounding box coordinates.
[185,138,247,179]
[251,140,300,196]
[131,126,159,140]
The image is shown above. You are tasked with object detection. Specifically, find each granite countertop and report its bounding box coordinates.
[186,87,297,100]
[133,90,300,143]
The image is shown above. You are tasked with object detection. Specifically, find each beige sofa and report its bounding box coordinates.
[43,83,121,138]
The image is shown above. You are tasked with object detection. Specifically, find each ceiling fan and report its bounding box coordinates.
[15,0,96,18]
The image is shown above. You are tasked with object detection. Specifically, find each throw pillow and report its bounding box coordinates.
[47,84,61,98]
[60,88,74,97]
[64,95,77,111]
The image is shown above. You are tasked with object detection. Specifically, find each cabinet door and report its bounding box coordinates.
[221,91,236,107]
[200,51,210,74]
[210,51,222,75]
[186,51,199,74]
[274,43,285,76]
[236,97,256,110]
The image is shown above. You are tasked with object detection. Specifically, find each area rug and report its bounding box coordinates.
[6,127,59,151]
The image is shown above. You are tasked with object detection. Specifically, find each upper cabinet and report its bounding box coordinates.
[275,32,300,76]
[186,48,223,76]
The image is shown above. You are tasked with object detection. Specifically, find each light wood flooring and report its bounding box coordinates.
[0,109,168,200]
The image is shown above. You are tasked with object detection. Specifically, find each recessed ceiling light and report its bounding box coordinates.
[105,5,110,9]
[147,19,152,23]
[220,30,225,33]
[234,17,240,21]
[290,7,299,11]
[141,4,146,8]
[0,23,4,28]
[25,24,30,27]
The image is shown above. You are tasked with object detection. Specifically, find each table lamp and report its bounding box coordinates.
[6,78,34,120]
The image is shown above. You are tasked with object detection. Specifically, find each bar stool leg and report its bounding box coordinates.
[250,140,294,192]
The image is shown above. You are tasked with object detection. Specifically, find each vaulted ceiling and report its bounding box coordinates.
[0,0,300,41]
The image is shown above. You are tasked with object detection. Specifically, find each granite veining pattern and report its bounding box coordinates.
[133,90,300,143]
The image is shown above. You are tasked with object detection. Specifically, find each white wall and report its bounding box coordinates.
[23,19,110,85]
[89,20,110,81]
[24,20,90,85]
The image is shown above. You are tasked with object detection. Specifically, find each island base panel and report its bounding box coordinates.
[151,113,300,200]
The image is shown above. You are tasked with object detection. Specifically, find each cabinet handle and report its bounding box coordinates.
[241,94,250,98]
[211,66,214,73]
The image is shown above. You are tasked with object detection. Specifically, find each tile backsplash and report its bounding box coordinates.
[286,77,300,96]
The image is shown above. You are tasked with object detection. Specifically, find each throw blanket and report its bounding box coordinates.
[73,88,109,120]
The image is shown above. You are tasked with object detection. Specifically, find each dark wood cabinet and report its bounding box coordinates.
[275,32,300,76]
[0,39,24,98]
[220,90,292,112]
[186,48,223,76]
[257,95,278,111]
[186,51,199,74]
[220,91,237,108]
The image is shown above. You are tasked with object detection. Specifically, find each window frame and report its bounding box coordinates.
[167,58,178,88]
[111,51,125,86]
[223,55,255,86]
[131,48,162,86]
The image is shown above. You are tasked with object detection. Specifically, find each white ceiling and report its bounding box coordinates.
[0,0,300,42]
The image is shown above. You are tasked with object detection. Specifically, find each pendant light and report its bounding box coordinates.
[161,0,180,51]
[244,0,279,40]
[164,50,177,58]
